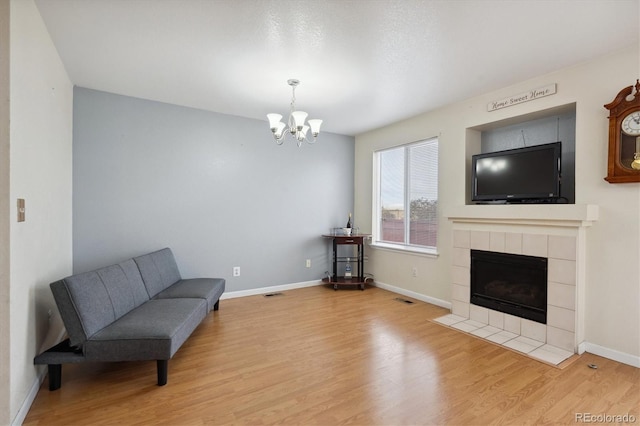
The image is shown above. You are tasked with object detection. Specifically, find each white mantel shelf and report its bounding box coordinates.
[446,204,599,228]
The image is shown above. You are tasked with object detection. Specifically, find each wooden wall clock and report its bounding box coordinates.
[604,79,640,183]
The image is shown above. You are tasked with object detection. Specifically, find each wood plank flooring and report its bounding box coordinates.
[24,286,639,425]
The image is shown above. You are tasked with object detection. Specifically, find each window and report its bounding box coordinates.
[373,138,438,254]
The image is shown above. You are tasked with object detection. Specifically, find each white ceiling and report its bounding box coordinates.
[35,0,639,136]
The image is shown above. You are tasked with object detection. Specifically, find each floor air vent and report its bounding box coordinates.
[394,297,414,305]
[264,292,284,297]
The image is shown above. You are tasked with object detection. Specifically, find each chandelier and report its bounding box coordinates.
[267,79,323,147]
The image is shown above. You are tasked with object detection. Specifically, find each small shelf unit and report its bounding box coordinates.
[322,234,371,290]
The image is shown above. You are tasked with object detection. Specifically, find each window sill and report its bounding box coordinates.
[369,242,439,258]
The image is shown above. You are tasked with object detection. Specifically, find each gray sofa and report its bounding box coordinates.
[34,248,225,390]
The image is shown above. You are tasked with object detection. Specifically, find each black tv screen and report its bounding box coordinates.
[472,142,561,203]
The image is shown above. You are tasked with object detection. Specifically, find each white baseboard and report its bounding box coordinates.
[371,280,452,309]
[222,279,454,311]
[581,342,640,368]
[13,367,46,426]
[14,329,67,426]
[220,280,323,299]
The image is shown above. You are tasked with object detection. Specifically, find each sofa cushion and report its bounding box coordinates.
[51,272,117,348]
[51,260,153,348]
[134,248,182,298]
[83,298,207,361]
[96,262,150,319]
[154,278,225,312]
[118,259,151,307]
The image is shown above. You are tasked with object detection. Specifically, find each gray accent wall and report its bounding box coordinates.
[73,88,354,291]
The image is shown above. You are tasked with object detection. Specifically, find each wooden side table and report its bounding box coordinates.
[322,234,371,290]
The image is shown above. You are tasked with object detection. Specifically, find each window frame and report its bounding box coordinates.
[371,137,439,257]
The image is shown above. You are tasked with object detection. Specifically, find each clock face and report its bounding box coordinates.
[621,111,640,136]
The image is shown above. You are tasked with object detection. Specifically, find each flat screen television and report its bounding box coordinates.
[471,141,562,203]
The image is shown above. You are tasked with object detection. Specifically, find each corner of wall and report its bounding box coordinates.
[8,0,74,423]
[0,0,10,423]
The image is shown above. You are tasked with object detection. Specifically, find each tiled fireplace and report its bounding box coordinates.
[442,204,599,365]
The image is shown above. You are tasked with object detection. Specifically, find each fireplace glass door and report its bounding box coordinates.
[470,250,547,324]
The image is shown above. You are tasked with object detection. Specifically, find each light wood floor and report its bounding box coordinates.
[24,285,639,425]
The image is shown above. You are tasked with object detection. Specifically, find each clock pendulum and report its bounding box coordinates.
[632,137,640,170]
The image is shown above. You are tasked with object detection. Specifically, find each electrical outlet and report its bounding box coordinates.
[233,266,240,277]
[47,310,52,321]
[306,259,311,268]
[412,267,417,277]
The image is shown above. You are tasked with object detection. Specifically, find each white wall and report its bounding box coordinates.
[355,46,640,362]
[9,0,73,423]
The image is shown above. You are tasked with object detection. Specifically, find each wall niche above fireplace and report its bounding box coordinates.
[465,103,576,205]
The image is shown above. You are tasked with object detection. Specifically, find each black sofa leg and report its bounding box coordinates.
[214,300,219,311]
[48,364,62,391]
[157,360,168,386]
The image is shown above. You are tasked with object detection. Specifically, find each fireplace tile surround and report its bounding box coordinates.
[442,205,599,365]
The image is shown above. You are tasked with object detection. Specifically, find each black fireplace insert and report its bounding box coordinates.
[470,250,547,324]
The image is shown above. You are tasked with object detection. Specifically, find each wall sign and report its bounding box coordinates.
[488,83,557,112]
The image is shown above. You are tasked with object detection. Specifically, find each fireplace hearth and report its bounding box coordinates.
[470,250,547,324]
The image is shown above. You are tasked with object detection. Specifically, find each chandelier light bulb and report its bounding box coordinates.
[307,119,323,137]
[273,122,286,139]
[267,113,283,132]
[291,111,308,131]
[298,125,309,141]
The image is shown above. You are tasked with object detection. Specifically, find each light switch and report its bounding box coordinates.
[17,198,25,222]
